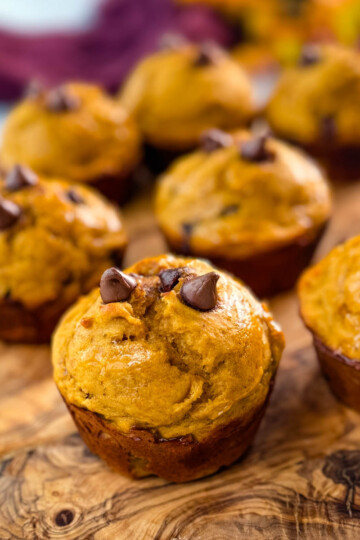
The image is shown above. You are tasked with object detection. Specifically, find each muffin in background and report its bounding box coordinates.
[155,129,332,297]
[299,235,360,412]
[179,0,360,67]
[0,165,127,343]
[266,44,360,179]
[52,254,284,482]
[119,39,254,169]
[1,83,141,201]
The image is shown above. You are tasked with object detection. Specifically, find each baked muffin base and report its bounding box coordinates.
[143,144,191,175]
[301,143,360,182]
[0,254,124,344]
[0,296,69,343]
[166,225,327,298]
[88,171,137,204]
[63,378,275,483]
[312,334,360,413]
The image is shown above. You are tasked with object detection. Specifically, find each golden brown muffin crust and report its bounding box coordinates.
[119,43,254,150]
[1,83,141,184]
[53,255,284,441]
[0,171,127,310]
[155,130,331,259]
[299,235,360,360]
[266,45,360,147]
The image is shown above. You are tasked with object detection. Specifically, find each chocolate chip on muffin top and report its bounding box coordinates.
[66,189,85,205]
[100,268,137,304]
[193,42,223,67]
[220,204,239,217]
[180,272,219,311]
[45,87,81,112]
[99,262,220,312]
[240,133,273,162]
[201,129,233,153]
[159,268,183,292]
[299,45,321,67]
[5,165,38,192]
[0,198,22,230]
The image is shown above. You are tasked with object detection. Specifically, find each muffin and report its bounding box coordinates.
[184,0,312,68]
[0,165,127,343]
[299,235,360,412]
[0,83,141,201]
[266,44,360,179]
[119,39,254,170]
[155,130,332,297]
[307,0,360,49]
[52,254,284,482]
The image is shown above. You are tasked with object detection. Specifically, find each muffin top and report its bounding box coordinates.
[155,130,331,259]
[299,235,360,360]
[0,166,127,309]
[1,83,141,183]
[266,44,360,147]
[52,254,284,440]
[119,40,254,150]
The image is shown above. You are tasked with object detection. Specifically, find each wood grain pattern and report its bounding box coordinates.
[1,181,360,539]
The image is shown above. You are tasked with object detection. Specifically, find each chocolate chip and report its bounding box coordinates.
[180,272,219,311]
[299,45,321,67]
[159,268,183,292]
[100,267,136,304]
[159,33,187,50]
[0,199,22,230]
[45,87,80,112]
[220,204,239,217]
[67,189,84,204]
[193,42,222,67]
[5,165,38,192]
[200,129,233,153]
[194,50,212,67]
[181,223,194,255]
[24,79,44,99]
[240,134,273,162]
[321,116,337,142]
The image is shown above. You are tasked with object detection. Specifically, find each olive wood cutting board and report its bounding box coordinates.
[1,181,360,540]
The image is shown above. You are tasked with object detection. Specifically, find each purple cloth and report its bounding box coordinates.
[0,0,233,101]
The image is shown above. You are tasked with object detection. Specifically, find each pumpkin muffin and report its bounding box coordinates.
[119,39,254,170]
[299,235,360,412]
[0,165,127,343]
[52,254,284,482]
[0,83,141,201]
[155,129,332,297]
[266,44,360,179]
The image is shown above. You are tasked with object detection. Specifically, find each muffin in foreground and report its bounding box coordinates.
[0,165,127,343]
[119,39,254,154]
[266,44,360,179]
[52,254,284,482]
[299,236,360,412]
[0,83,141,201]
[155,130,332,297]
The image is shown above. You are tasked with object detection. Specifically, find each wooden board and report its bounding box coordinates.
[1,181,360,540]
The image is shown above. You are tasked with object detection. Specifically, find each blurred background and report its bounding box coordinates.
[0,0,359,114]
